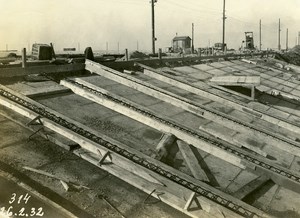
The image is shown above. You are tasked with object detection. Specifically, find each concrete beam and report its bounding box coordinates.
[61,79,246,168]
[177,140,209,182]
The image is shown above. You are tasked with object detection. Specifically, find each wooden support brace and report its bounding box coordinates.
[27,115,43,126]
[177,140,210,182]
[97,150,112,166]
[155,133,177,160]
[184,192,201,211]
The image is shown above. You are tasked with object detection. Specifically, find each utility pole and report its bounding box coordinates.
[222,0,226,51]
[151,0,157,55]
[259,19,262,51]
[286,28,289,51]
[137,41,139,51]
[192,23,194,53]
[278,18,281,51]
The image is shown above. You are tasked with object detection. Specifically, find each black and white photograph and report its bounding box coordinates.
[0,0,300,217]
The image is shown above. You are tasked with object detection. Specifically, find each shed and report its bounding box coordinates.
[172,36,191,53]
[32,44,53,60]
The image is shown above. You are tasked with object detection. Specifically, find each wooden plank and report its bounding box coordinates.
[210,75,260,85]
[233,175,270,200]
[155,133,177,160]
[177,140,209,182]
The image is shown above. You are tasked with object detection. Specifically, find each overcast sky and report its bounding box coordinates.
[0,0,299,52]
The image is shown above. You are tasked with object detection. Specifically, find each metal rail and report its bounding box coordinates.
[0,87,259,218]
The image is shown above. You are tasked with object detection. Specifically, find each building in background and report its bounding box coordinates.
[172,36,191,53]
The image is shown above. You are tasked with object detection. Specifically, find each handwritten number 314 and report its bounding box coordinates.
[9,193,31,204]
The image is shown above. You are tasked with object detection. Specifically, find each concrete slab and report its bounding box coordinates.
[188,72,212,80]
[202,154,241,190]
[81,75,119,87]
[225,170,258,194]
[105,84,141,96]
[262,145,295,169]
[252,184,279,211]
[192,64,215,71]
[266,107,291,119]
[227,109,256,123]
[173,66,201,74]
[183,93,212,105]
[205,101,235,114]
[147,102,186,117]
[164,86,192,96]
[247,102,270,112]
[282,80,299,88]
[125,92,163,106]
[171,111,211,130]
[144,79,173,89]
[206,68,227,76]
[267,187,300,218]
[209,62,226,68]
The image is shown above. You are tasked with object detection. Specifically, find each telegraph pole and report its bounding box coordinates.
[278,18,281,51]
[151,0,157,55]
[222,0,226,51]
[286,28,289,51]
[259,19,262,51]
[192,23,194,53]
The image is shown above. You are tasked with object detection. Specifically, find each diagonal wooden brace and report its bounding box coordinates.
[97,150,112,166]
[27,115,43,126]
[184,192,202,211]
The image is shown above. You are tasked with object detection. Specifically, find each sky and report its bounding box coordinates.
[0,0,299,52]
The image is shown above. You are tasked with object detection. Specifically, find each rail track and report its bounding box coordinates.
[0,87,263,218]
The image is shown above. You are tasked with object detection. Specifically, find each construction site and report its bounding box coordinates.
[1,1,300,218]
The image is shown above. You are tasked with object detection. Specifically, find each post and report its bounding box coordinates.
[197,48,201,57]
[192,23,194,54]
[286,28,289,51]
[21,48,26,68]
[151,0,156,55]
[125,49,129,61]
[158,48,162,60]
[259,19,262,51]
[278,18,281,51]
[222,0,226,52]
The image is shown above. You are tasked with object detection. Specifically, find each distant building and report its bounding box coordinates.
[172,36,191,53]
